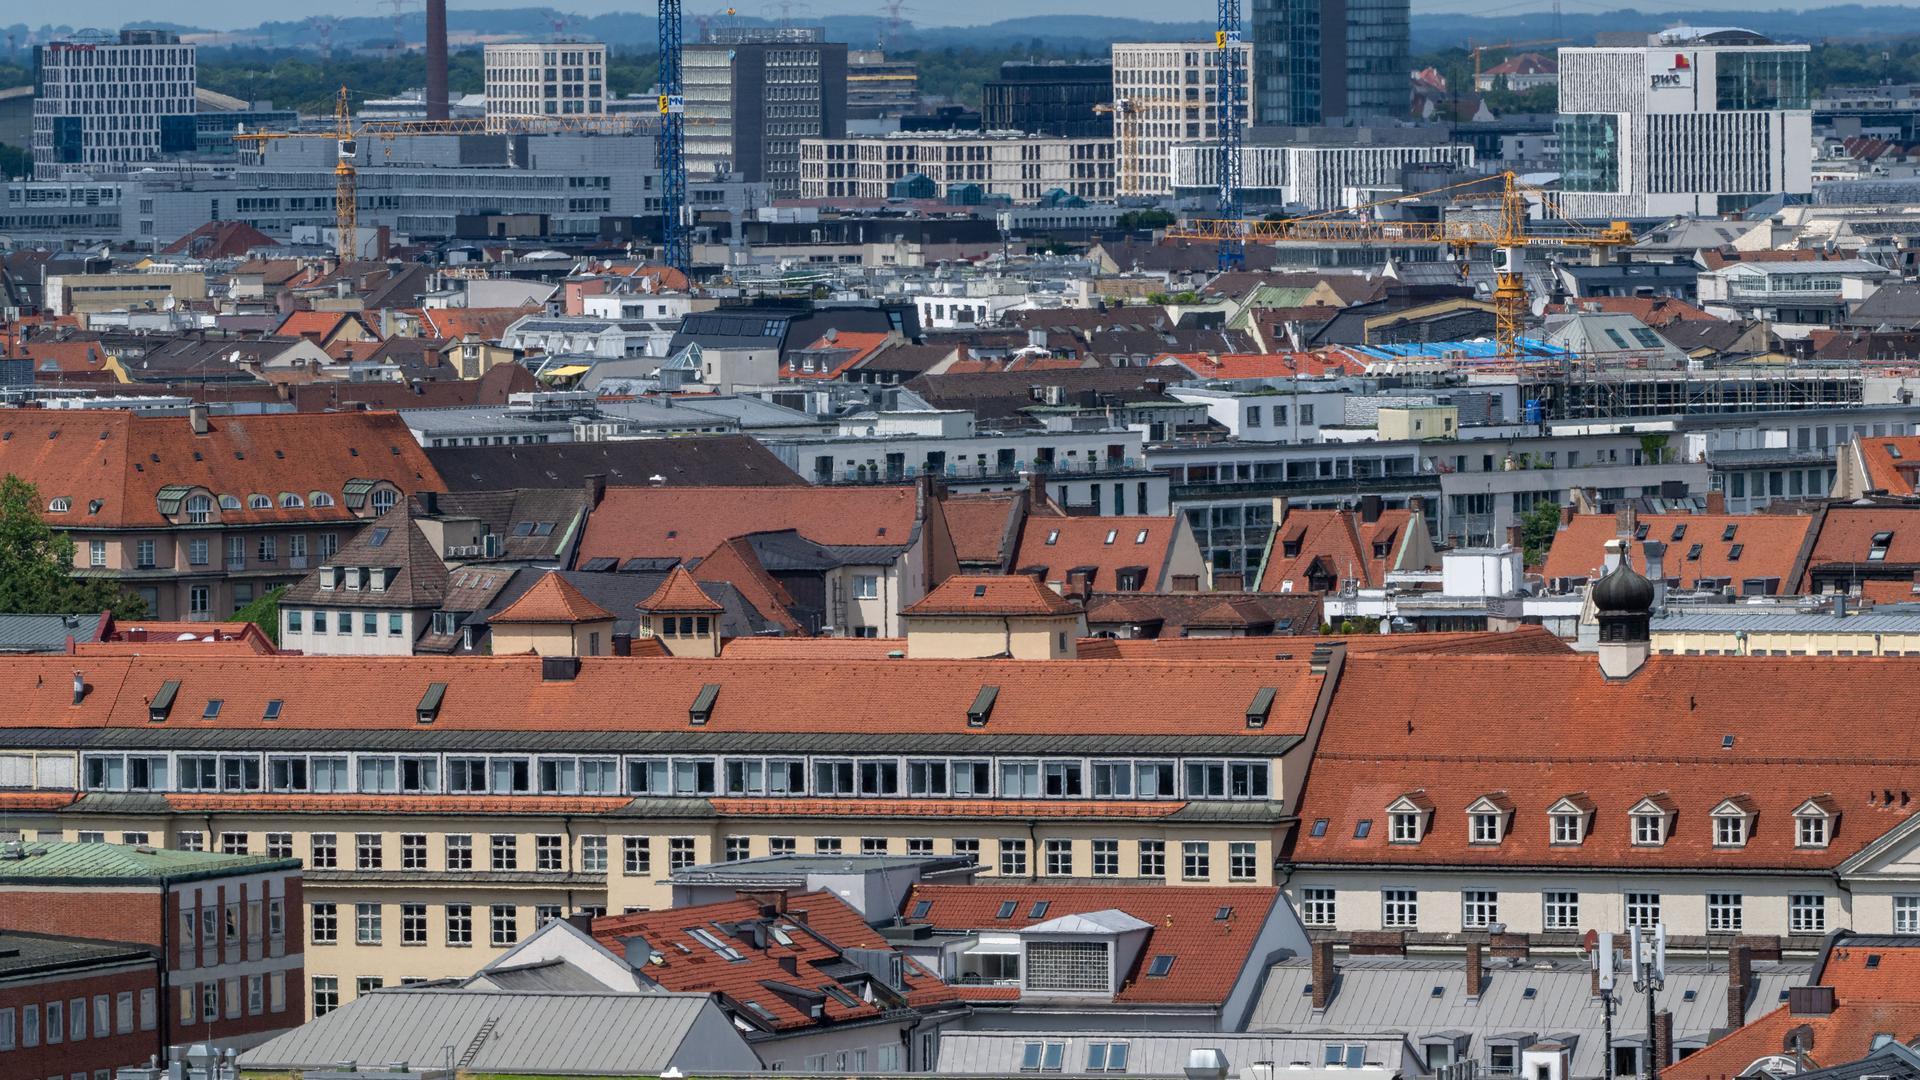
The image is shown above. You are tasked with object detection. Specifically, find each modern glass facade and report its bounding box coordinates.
[1715,50,1809,111]
[1556,113,1620,193]
[1252,0,1406,126]
[1345,0,1410,123]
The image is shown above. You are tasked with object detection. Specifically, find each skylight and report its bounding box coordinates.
[367,527,391,548]
[996,900,1018,919]
[1310,819,1328,838]
[1029,901,1051,919]
[263,700,283,721]
[1354,819,1373,839]
[202,700,223,719]
[1104,530,1118,544]
[1147,955,1175,977]
[1045,530,1059,545]
[911,900,932,919]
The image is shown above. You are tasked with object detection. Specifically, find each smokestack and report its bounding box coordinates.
[1729,944,1753,1030]
[426,0,450,121]
[1465,942,1485,1000]
[1311,940,1336,1010]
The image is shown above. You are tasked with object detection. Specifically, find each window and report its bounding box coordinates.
[1632,811,1668,846]
[1470,813,1502,844]
[582,835,607,872]
[310,903,337,944]
[1896,896,1920,935]
[445,834,472,871]
[1026,940,1112,993]
[312,977,339,1017]
[1045,838,1073,875]
[535,834,563,871]
[1625,891,1661,929]
[1490,1045,1518,1076]
[999,838,1028,876]
[356,977,383,998]
[1390,811,1422,843]
[1544,891,1580,931]
[401,834,426,870]
[1180,841,1211,880]
[853,574,879,599]
[1462,890,1499,930]
[89,539,106,567]
[447,903,473,945]
[220,832,247,855]
[1138,839,1165,878]
[1383,889,1418,928]
[669,836,696,871]
[178,831,204,852]
[624,837,651,875]
[1798,813,1831,848]
[1714,812,1749,847]
[490,904,519,946]
[1552,812,1584,845]
[536,904,562,927]
[356,902,382,944]
[1301,887,1336,927]
[1228,841,1260,881]
[726,836,751,861]
[1708,893,1743,933]
[356,833,383,870]
[1326,1045,1369,1069]
[401,903,427,945]
[1092,839,1119,876]
[490,834,517,870]
[1791,894,1826,934]
[771,836,798,856]
[1021,1040,1068,1072]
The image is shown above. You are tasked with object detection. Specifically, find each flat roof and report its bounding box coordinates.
[0,840,299,887]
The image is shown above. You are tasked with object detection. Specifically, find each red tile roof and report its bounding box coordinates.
[719,637,905,659]
[412,307,541,341]
[19,340,117,377]
[277,310,376,344]
[784,331,893,379]
[690,537,804,635]
[904,575,1082,617]
[575,485,928,565]
[903,883,1282,1005]
[1015,515,1183,591]
[591,891,959,1030]
[712,797,1187,819]
[491,573,617,624]
[1077,626,1573,658]
[941,491,1033,570]
[1852,436,1920,496]
[1542,512,1814,593]
[1292,653,1920,871]
[1257,508,1414,592]
[637,565,725,613]
[0,410,442,529]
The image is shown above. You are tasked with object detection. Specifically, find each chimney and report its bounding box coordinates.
[71,670,85,706]
[612,633,632,656]
[1490,931,1529,960]
[738,890,788,914]
[1348,931,1405,957]
[419,490,439,516]
[1729,943,1754,1030]
[1214,570,1245,592]
[1311,940,1336,1009]
[425,0,450,121]
[1506,523,1523,550]
[1614,503,1637,539]
[1706,490,1726,514]
[188,404,210,435]
[584,473,608,508]
[541,656,582,681]
[1653,1010,1674,1069]
[566,911,594,934]
[1465,942,1484,999]
[1559,502,1574,528]
[1360,494,1383,524]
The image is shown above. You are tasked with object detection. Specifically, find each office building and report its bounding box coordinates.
[483,42,607,120]
[800,131,1114,202]
[1172,127,1476,211]
[981,61,1114,138]
[686,28,849,197]
[847,51,920,122]
[1557,27,1812,217]
[1110,41,1254,197]
[31,29,197,180]
[1251,0,1408,126]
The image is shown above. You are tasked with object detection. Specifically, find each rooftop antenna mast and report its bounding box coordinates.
[1215,0,1245,270]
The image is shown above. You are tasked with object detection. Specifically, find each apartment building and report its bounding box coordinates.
[32,29,197,180]
[1557,27,1813,217]
[0,931,161,1079]
[685,28,849,197]
[1171,131,1476,212]
[0,407,443,621]
[1109,41,1254,197]
[799,131,1114,202]
[483,42,608,121]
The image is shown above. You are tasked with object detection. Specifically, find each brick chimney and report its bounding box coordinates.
[1728,943,1754,1030]
[1349,931,1406,956]
[1466,941,1485,999]
[1311,940,1336,1009]
[1490,932,1530,960]
[1615,503,1638,539]
[1653,1010,1674,1070]
[1706,490,1726,514]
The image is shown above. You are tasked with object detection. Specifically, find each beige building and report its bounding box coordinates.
[483,42,607,121]
[1649,608,1920,657]
[1377,404,1458,442]
[799,131,1114,202]
[900,574,1087,659]
[46,270,208,317]
[1110,40,1254,197]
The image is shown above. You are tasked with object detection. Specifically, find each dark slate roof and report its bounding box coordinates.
[905,367,1186,421]
[425,435,804,491]
[282,501,449,608]
[742,529,906,572]
[421,488,591,563]
[0,613,108,653]
[1849,283,1920,327]
[0,931,156,978]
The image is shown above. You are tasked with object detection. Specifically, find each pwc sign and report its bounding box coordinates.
[1650,52,1693,90]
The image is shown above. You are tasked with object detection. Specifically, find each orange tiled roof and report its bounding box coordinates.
[1257,508,1413,593]
[1853,436,1920,496]
[719,637,905,659]
[412,306,540,341]
[1805,505,1920,577]
[1542,512,1814,593]
[1086,625,1572,658]
[904,575,1082,617]
[689,537,803,634]
[941,491,1030,569]
[637,565,725,613]
[490,572,617,624]
[1014,515,1182,592]
[17,340,116,376]
[904,883,1282,1005]
[712,797,1186,819]
[576,485,926,565]
[783,331,892,379]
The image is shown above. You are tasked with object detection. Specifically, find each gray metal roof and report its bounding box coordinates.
[0,613,107,653]
[237,988,761,1075]
[938,1032,1413,1078]
[1248,955,1810,1079]
[1653,609,1920,634]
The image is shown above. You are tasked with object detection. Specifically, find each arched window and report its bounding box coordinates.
[219,495,242,511]
[46,497,70,513]
[371,488,398,515]
[248,494,272,511]
[310,492,335,508]
[186,494,212,524]
[279,493,304,509]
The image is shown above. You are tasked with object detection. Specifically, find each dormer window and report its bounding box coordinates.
[1552,813,1582,844]
[1871,531,1895,562]
[345,568,362,591]
[1794,796,1839,849]
[318,566,336,591]
[1711,796,1756,848]
[1548,793,1594,846]
[1386,792,1433,844]
[248,494,271,510]
[1630,795,1676,847]
[185,494,212,524]
[1466,793,1513,846]
[1470,813,1501,843]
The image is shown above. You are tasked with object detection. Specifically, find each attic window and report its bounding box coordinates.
[1871,532,1895,561]
[263,700,283,721]
[416,682,448,724]
[1723,524,1738,541]
[1104,530,1118,544]
[1353,819,1372,839]
[911,899,932,919]
[1310,818,1328,838]
[996,900,1018,919]
[1136,530,1149,543]
[689,683,721,726]
[1722,735,1735,749]
[1147,955,1175,978]
[1888,444,1903,460]
[1245,686,1277,729]
[1634,524,1649,541]
[248,494,271,510]
[46,497,70,513]
[219,495,241,511]
[148,679,180,722]
[1214,906,1233,921]
[1029,901,1050,919]
[967,685,999,728]
[1868,955,1883,969]
[974,584,987,597]
[1671,524,1687,542]
[1045,531,1059,545]
[1728,544,1744,561]
[534,522,555,537]
[280,493,303,508]
[202,699,223,719]
[1687,544,1704,561]
[368,528,391,548]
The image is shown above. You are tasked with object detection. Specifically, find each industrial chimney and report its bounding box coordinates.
[426,0,450,121]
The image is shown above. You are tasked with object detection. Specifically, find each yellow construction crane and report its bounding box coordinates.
[1471,38,1568,87]
[1166,171,1633,363]
[234,87,656,259]
[1093,100,1136,194]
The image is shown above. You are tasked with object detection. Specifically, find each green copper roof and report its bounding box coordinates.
[0,840,298,886]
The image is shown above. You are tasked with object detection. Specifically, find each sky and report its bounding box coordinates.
[15,0,1806,32]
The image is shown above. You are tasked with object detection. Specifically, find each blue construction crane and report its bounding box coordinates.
[1215,0,1244,270]
[658,0,690,274]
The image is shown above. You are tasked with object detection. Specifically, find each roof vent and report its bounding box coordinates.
[690,683,721,726]
[416,682,448,724]
[148,679,180,723]
[967,685,999,728]
[1246,686,1276,729]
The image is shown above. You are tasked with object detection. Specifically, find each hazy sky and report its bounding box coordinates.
[17,0,1797,33]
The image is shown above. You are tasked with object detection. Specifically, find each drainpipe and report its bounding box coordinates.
[158,882,173,1062]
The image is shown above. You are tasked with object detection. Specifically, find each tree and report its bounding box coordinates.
[0,476,146,619]
[1320,616,1383,635]
[1520,499,1563,567]
[232,586,284,646]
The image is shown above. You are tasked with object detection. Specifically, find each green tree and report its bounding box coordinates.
[1519,499,1563,567]
[0,476,146,618]
[0,144,29,181]
[1319,616,1384,635]
[232,586,285,646]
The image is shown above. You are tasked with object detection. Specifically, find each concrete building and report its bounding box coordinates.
[685,28,849,197]
[0,931,163,1080]
[847,51,919,123]
[32,29,197,180]
[1110,41,1254,197]
[799,131,1114,202]
[483,42,608,121]
[1557,28,1813,217]
[1172,128,1476,211]
[981,62,1114,138]
[1251,0,1408,126]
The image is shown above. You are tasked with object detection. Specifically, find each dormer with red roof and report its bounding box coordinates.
[1257,496,1438,594]
[903,575,1086,659]
[489,571,618,658]
[636,566,725,657]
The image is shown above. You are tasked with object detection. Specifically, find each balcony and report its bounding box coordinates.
[823,457,1152,485]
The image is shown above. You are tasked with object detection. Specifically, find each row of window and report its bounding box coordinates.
[1371,795,1835,850]
[174,973,289,1027]
[0,990,156,1054]
[79,753,1272,802]
[89,531,338,569]
[1296,887,1833,933]
[312,901,525,948]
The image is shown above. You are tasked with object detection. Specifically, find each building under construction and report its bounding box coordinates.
[1508,365,1871,421]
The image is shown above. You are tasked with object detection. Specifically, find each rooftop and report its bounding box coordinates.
[0,839,298,886]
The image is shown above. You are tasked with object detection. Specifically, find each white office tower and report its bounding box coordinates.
[484,42,608,120]
[31,29,197,180]
[1556,28,1811,217]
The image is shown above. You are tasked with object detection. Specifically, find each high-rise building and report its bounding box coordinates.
[847,51,919,123]
[685,28,848,198]
[981,61,1114,138]
[1110,41,1253,198]
[31,29,197,180]
[1557,28,1812,217]
[483,42,608,121]
[1251,0,1408,127]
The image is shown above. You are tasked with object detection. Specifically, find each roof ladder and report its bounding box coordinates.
[458,1015,501,1070]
